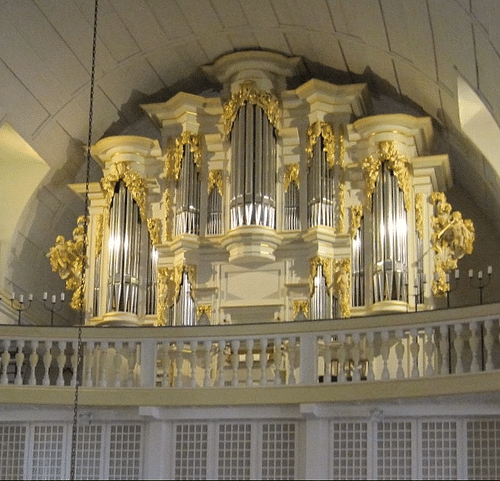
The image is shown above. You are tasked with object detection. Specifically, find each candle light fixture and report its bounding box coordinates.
[469,266,493,304]
[42,292,66,326]
[10,292,33,325]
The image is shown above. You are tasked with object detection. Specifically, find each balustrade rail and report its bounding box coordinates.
[1,304,500,393]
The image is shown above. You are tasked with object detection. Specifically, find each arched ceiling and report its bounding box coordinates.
[2,0,500,322]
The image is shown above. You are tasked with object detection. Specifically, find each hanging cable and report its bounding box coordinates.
[70,0,99,479]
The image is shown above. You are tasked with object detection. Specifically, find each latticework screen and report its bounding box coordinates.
[174,423,209,480]
[467,418,500,480]
[376,421,413,480]
[217,423,252,480]
[261,422,297,480]
[75,424,103,480]
[332,421,368,480]
[108,424,143,480]
[31,424,65,480]
[421,421,457,480]
[0,424,27,480]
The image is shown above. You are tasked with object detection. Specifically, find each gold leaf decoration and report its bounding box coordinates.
[196,304,212,320]
[309,256,333,295]
[222,82,280,137]
[208,170,224,196]
[47,215,87,310]
[363,141,412,211]
[292,300,309,319]
[157,267,175,326]
[95,214,104,257]
[430,192,475,296]
[284,163,300,192]
[100,162,148,221]
[334,258,351,318]
[174,264,196,302]
[167,131,203,181]
[147,218,161,246]
[415,193,424,239]
[336,132,346,233]
[164,189,172,242]
[350,205,363,239]
[305,121,336,168]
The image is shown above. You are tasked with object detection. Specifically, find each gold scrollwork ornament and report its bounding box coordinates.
[430,192,475,296]
[334,258,351,318]
[47,215,87,310]
[167,131,203,181]
[350,205,363,239]
[156,267,175,326]
[309,256,333,295]
[292,300,309,319]
[208,170,224,196]
[222,81,280,137]
[305,121,336,168]
[284,164,300,192]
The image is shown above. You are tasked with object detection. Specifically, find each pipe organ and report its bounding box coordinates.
[49,51,473,327]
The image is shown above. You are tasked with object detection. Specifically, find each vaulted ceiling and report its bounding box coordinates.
[2,0,500,322]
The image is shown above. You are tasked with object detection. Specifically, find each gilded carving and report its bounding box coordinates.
[100,162,148,221]
[174,264,196,302]
[292,300,309,319]
[147,218,161,246]
[95,214,104,257]
[47,215,87,310]
[363,141,412,211]
[196,304,212,321]
[415,193,424,239]
[208,170,224,196]
[305,121,336,168]
[167,131,203,181]
[309,256,333,295]
[164,189,172,242]
[284,163,300,192]
[350,205,363,239]
[337,132,346,233]
[222,81,280,136]
[334,258,351,318]
[430,192,475,296]
[157,267,175,326]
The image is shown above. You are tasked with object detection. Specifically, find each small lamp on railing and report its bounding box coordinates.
[446,269,460,308]
[10,292,33,325]
[43,292,65,326]
[469,266,492,305]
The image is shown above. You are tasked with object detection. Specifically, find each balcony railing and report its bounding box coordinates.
[2,303,500,406]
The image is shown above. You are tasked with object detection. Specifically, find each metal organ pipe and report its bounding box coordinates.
[106,181,141,314]
[372,164,408,303]
[230,103,276,228]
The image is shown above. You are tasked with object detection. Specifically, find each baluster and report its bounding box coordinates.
[175,341,184,388]
[1,340,11,384]
[56,342,66,386]
[469,322,480,373]
[337,333,347,383]
[84,342,94,387]
[484,319,495,371]
[409,328,420,378]
[424,327,435,376]
[99,342,108,387]
[274,337,282,386]
[351,333,361,382]
[217,340,226,387]
[439,326,449,375]
[288,337,297,385]
[260,338,268,386]
[365,332,375,381]
[160,342,170,387]
[15,340,25,385]
[190,341,198,388]
[246,339,254,386]
[203,341,212,387]
[231,340,240,387]
[114,342,123,387]
[42,342,52,386]
[454,323,464,374]
[130,342,140,387]
[323,335,332,384]
[380,331,390,380]
[121,342,133,387]
[70,341,78,387]
[29,340,39,385]
[395,329,405,379]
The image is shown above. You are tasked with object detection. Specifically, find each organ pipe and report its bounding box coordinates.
[106,181,142,313]
[351,223,365,307]
[372,164,408,303]
[207,188,223,236]
[310,265,331,320]
[175,144,201,236]
[230,103,276,228]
